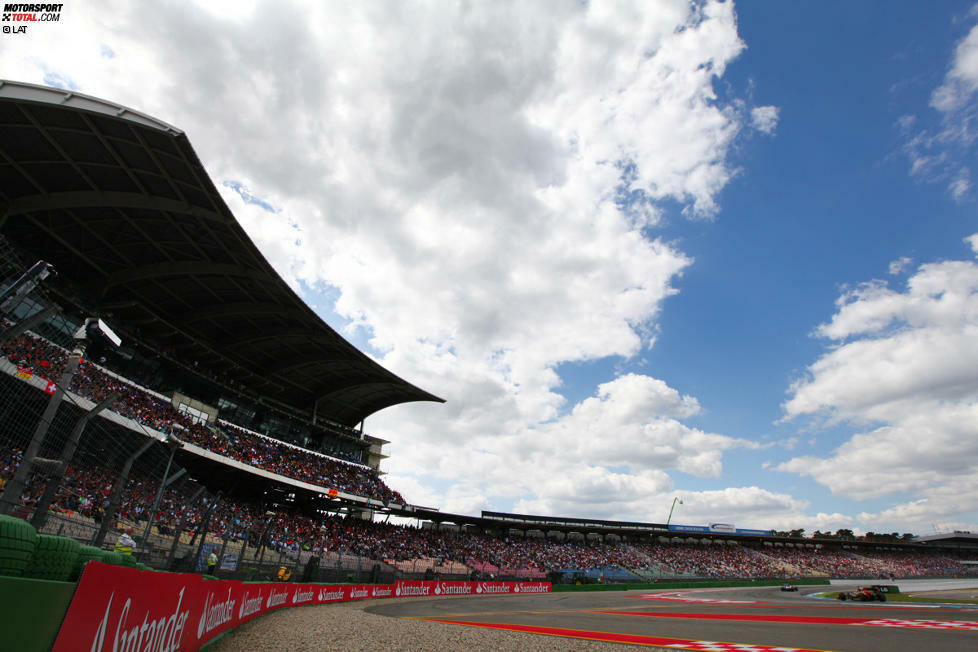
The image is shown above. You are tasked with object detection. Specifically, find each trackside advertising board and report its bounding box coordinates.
[668,524,773,536]
[52,562,550,651]
[395,580,552,597]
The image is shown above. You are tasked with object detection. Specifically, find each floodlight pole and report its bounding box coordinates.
[256,516,275,564]
[666,497,683,527]
[92,436,160,547]
[192,492,222,573]
[165,485,207,570]
[139,434,184,551]
[30,391,119,529]
[0,335,87,516]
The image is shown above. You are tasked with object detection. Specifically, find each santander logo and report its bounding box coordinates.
[317,588,345,602]
[291,588,315,605]
[196,588,235,640]
[90,588,190,652]
[395,584,430,596]
[266,588,289,608]
[238,589,263,619]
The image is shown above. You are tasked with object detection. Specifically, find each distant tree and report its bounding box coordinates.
[834,528,855,540]
[789,528,805,538]
[901,532,916,541]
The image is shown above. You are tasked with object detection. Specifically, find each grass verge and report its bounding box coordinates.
[885,593,978,605]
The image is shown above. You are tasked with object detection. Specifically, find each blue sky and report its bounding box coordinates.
[650,2,978,528]
[3,1,978,535]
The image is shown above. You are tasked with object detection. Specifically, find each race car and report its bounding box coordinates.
[780,584,798,592]
[836,585,886,602]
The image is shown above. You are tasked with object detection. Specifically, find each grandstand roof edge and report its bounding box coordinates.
[0,80,445,424]
[0,79,183,134]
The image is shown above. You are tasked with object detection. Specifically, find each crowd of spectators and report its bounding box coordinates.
[761,546,873,577]
[2,443,976,580]
[626,542,784,578]
[1,331,403,504]
[3,331,977,582]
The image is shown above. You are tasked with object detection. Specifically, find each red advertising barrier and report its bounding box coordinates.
[394,580,552,597]
[52,562,549,651]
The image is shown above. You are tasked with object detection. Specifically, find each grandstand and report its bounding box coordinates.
[0,79,443,579]
[1,80,976,585]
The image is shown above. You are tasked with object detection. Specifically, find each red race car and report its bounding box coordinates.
[836,585,887,602]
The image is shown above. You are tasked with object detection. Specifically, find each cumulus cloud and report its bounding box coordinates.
[858,478,978,532]
[517,485,853,534]
[779,236,978,530]
[0,0,792,523]
[382,372,757,521]
[750,105,779,135]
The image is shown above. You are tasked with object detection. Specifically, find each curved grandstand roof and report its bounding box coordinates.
[0,80,443,426]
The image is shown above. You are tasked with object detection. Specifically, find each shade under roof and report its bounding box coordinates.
[0,80,444,426]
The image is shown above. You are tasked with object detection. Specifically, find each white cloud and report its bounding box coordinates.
[750,105,779,135]
[899,14,978,198]
[888,256,913,275]
[0,1,796,524]
[784,258,978,425]
[382,372,757,521]
[967,232,978,253]
[950,167,972,200]
[779,241,978,529]
[931,20,978,113]
[515,484,842,533]
[857,482,978,533]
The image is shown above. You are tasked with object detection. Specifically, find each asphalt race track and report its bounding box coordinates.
[366,580,978,651]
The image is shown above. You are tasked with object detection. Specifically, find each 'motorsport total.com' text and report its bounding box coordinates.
[3,3,62,21]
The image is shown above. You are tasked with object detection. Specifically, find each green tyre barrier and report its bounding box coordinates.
[24,534,80,582]
[69,544,105,582]
[102,551,125,566]
[0,514,39,578]
[117,553,138,568]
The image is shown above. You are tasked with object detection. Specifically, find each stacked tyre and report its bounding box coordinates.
[116,552,138,569]
[23,534,81,582]
[69,544,106,582]
[101,551,125,567]
[0,514,39,578]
